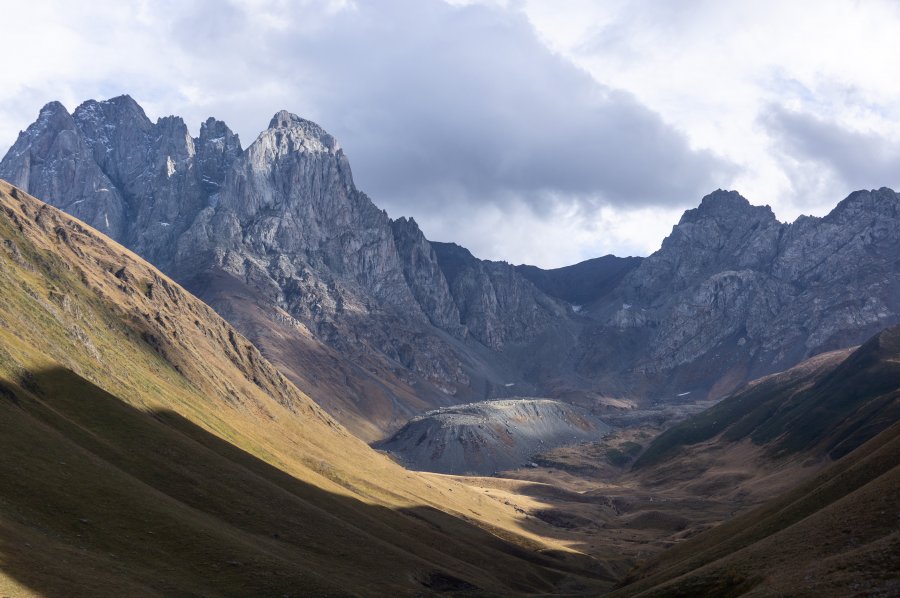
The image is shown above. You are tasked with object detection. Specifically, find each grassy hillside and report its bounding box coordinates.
[0,181,610,596]
[607,326,900,596]
[609,420,900,597]
[635,329,900,469]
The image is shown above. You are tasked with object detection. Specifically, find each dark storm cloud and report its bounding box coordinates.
[167,0,735,218]
[761,104,900,193]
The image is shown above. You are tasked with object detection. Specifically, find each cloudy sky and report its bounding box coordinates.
[2,0,900,267]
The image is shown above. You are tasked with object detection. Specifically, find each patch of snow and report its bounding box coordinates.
[504,383,515,387]
[166,156,176,178]
[572,304,582,313]
[623,303,632,309]
[104,213,110,229]
[160,222,170,227]
[677,391,691,397]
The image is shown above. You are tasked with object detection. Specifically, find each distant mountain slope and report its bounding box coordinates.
[610,420,900,597]
[0,182,611,596]
[575,188,900,401]
[516,255,642,306]
[635,326,900,470]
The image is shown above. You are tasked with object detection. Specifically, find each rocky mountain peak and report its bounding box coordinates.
[71,97,156,191]
[199,117,241,148]
[392,216,421,233]
[391,217,464,333]
[36,100,70,122]
[618,189,786,323]
[825,187,900,224]
[156,114,188,129]
[104,93,143,108]
[700,188,748,208]
[73,95,153,132]
[196,117,242,194]
[679,189,776,226]
[650,189,782,270]
[268,109,302,128]
[9,101,77,154]
[263,110,340,153]
[4,101,77,157]
[155,115,196,160]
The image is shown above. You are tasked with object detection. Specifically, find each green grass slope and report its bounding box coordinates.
[0,181,610,596]
[635,327,900,470]
[609,325,900,596]
[609,420,900,597]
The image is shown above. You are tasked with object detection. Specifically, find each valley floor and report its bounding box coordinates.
[423,419,816,577]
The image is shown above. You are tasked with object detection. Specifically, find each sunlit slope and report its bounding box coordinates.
[0,181,609,596]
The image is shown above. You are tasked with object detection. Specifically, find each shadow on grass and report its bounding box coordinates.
[0,367,614,597]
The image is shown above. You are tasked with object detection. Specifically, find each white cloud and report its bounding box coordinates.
[420,193,683,266]
[518,0,900,223]
[760,104,900,205]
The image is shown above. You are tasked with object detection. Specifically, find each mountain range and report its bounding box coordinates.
[3,95,899,441]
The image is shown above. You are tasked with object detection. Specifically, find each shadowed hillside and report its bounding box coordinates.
[603,329,900,596]
[0,368,612,596]
[610,420,900,597]
[635,327,900,470]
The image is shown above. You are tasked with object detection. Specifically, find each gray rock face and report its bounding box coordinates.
[2,96,227,266]
[391,217,464,334]
[576,188,900,399]
[433,242,571,349]
[375,399,610,475]
[175,110,422,319]
[3,96,900,435]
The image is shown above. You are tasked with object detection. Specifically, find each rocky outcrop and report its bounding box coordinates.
[376,398,610,475]
[391,217,464,334]
[433,242,570,349]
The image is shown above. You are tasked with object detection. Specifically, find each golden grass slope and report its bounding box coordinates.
[0,181,610,596]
